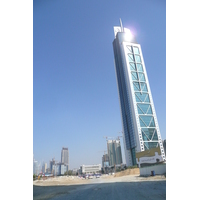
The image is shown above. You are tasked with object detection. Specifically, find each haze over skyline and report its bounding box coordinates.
[33,0,166,169]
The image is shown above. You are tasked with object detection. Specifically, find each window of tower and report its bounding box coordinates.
[126,45,133,53]
[136,63,143,72]
[131,72,138,81]
[135,55,142,63]
[133,46,140,54]
[139,116,155,127]
[135,92,150,103]
[140,82,148,92]
[128,54,135,62]
[141,128,158,141]
[133,82,140,91]
[129,62,136,71]
[138,73,146,82]
[137,104,153,115]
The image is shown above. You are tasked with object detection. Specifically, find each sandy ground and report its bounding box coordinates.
[33,173,166,200]
[33,173,166,187]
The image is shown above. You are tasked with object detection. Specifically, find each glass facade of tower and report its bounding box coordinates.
[127,45,158,150]
[107,140,123,166]
[113,25,165,166]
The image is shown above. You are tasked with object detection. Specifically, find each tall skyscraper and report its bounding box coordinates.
[107,139,123,166]
[61,147,69,167]
[112,19,166,166]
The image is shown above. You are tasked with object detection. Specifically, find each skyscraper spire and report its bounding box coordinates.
[120,18,124,32]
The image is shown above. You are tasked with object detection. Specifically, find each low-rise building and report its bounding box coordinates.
[80,164,101,174]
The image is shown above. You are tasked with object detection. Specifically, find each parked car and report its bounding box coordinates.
[82,175,89,179]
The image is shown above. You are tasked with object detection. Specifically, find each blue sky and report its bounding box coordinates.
[33,0,166,169]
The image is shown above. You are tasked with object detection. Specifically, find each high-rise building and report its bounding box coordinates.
[61,147,69,168]
[102,154,109,167]
[42,163,47,173]
[112,19,166,166]
[33,160,39,175]
[33,154,40,175]
[107,139,123,166]
[50,158,55,173]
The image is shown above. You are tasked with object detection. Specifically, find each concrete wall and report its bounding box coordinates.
[140,163,166,176]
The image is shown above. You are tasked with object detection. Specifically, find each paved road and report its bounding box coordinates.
[33,177,166,200]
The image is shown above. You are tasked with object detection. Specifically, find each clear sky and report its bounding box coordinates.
[33,0,166,169]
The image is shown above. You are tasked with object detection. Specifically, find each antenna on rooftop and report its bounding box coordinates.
[120,18,124,32]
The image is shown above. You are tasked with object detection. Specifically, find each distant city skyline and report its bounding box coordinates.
[33,0,166,169]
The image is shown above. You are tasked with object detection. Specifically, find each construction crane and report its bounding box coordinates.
[98,150,107,154]
[117,131,124,140]
[118,131,124,135]
[117,136,123,140]
[103,135,122,142]
[103,136,117,141]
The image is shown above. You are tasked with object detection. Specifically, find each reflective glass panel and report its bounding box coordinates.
[137,104,152,114]
[133,82,140,91]
[144,142,158,150]
[135,92,150,103]
[140,83,148,92]
[126,46,133,53]
[136,64,143,72]
[129,63,136,71]
[149,117,155,127]
[147,105,153,114]
[139,116,155,127]
[139,118,147,127]
[138,73,145,81]
[135,55,141,63]
[128,54,134,62]
[135,95,142,102]
[133,46,140,54]
[131,72,138,81]
[141,128,158,141]
[152,131,158,141]
[137,106,144,114]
